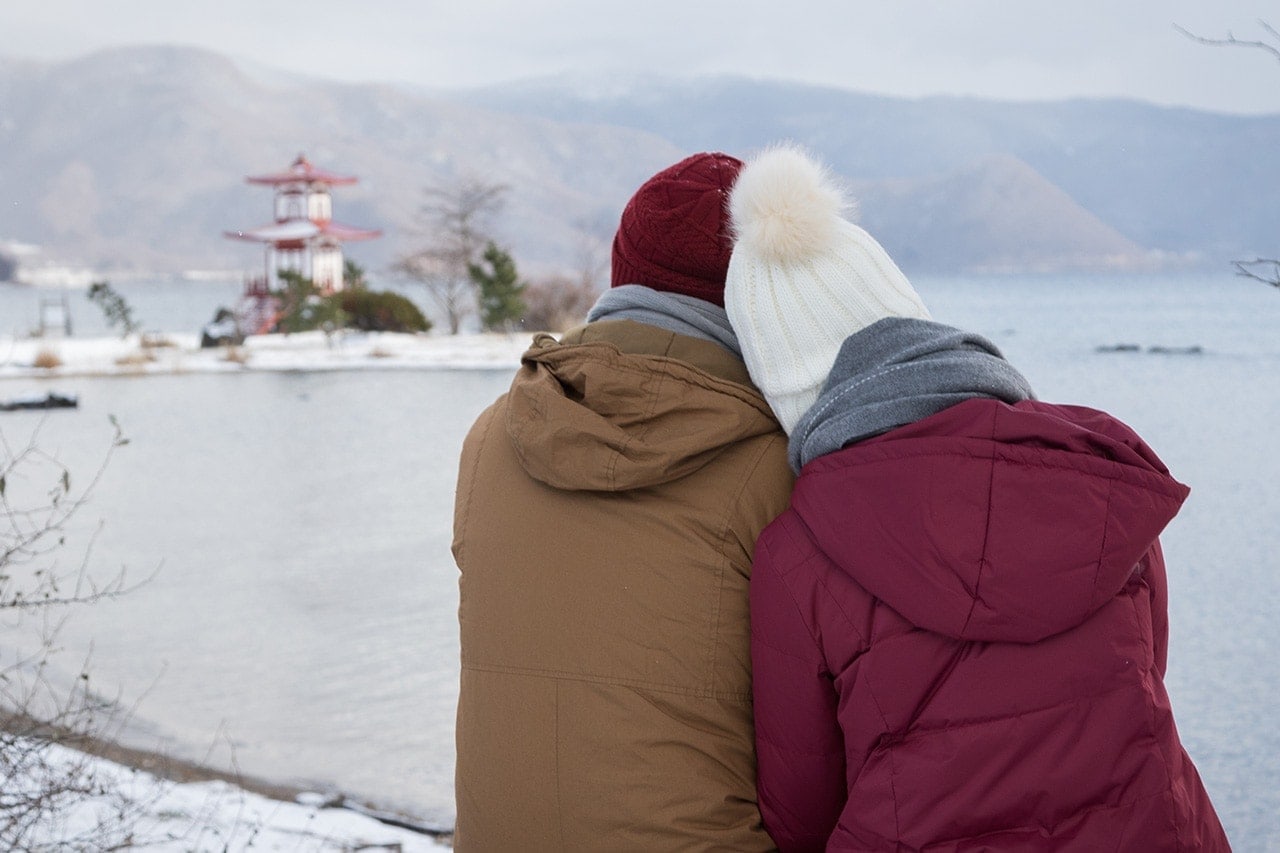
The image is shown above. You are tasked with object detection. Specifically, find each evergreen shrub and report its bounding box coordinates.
[337,290,432,334]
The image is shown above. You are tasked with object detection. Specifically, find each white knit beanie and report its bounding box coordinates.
[724,143,931,435]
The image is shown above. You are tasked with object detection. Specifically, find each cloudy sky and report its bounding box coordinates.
[5,1,1279,114]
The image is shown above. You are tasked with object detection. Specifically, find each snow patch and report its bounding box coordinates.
[0,329,533,378]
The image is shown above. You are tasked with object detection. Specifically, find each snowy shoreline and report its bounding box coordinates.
[0,329,533,381]
[14,735,451,850]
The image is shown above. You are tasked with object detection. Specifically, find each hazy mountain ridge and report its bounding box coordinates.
[853,154,1151,273]
[0,46,685,280]
[458,74,1280,265]
[0,46,1274,282]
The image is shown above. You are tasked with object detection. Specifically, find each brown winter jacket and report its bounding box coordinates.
[453,320,794,852]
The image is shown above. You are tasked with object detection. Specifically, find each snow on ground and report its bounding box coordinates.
[0,329,534,379]
[22,739,449,852]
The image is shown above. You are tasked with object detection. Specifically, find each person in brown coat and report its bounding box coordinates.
[452,152,794,852]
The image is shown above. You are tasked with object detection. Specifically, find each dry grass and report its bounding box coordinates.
[220,347,250,365]
[368,346,395,359]
[139,333,177,350]
[113,352,157,367]
[32,348,62,369]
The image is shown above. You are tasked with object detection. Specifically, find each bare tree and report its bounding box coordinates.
[518,213,612,333]
[1176,20,1280,288]
[0,417,158,850]
[521,275,601,333]
[396,176,509,334]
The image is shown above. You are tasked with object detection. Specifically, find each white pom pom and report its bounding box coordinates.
[729,143,849,264]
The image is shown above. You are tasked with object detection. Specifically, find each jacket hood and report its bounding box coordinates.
[791,398,1189,643]
[505,321,781,491]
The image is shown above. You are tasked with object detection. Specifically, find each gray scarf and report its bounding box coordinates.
[586,285,741,357]
[790,317,1036,471]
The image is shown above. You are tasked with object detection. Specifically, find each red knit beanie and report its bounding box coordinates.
[610,151,743,307]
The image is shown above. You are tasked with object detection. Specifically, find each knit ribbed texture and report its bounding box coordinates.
[610,152,743,307]
[725,144,931,434]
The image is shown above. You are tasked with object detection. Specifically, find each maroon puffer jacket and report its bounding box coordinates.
[751,397,1229,851]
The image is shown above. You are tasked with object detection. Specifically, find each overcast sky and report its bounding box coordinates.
[5,1,1279,114]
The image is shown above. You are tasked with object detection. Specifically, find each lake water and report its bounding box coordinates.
[1,272,1278,848]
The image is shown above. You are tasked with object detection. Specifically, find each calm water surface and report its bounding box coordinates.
[0,273,1277,846]
[1,366,510,826]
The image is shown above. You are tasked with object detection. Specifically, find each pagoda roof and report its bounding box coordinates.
[245,154,359,186]
[225,220,382,243]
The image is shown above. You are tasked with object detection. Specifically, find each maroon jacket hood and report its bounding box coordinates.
[790,398,1190,643]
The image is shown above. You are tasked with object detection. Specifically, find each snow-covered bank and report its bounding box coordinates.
[17,738,450,851]
[0,330,533,379]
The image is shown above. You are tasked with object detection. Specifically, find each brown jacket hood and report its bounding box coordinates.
[507,320,783,491]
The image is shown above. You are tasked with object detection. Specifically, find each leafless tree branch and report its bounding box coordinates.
[1177,20,1280,291]
[397,175,510,333]
[0,417,165,849]
[1232,258,1280,288]
[1173,21,1280,64]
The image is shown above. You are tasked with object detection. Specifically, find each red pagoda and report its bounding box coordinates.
[226,154,381,333]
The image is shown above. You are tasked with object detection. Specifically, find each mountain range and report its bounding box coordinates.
[1,45,1276,283]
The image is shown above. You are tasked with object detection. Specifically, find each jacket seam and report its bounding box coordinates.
[885,720,903,842]
[461,662,753,701]
[959,408,1001,637]
[1089,479,1116,614]
[885,679,1140,742]
[554,680,565,850]
[869,681,1167,848]
[920,787,1182,849]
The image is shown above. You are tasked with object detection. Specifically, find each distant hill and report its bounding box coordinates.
[457,74,1280,267]
[0,46,684,281]
[852,154,1150,273]
[1,47,1276,281]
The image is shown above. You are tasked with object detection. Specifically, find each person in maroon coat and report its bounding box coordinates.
[723,144,1230,851]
